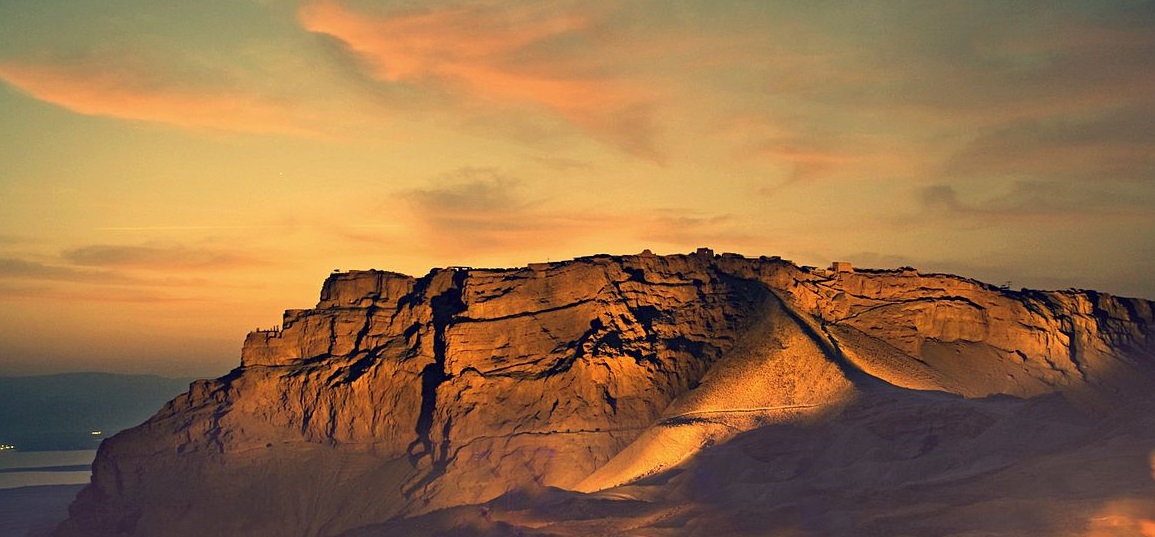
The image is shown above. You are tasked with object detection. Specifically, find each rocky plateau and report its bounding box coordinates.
[55,250,1155,536]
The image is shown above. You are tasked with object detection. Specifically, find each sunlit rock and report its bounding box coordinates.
[55,251,1155,537]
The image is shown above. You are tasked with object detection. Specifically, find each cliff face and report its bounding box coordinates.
[56,252,1155,537]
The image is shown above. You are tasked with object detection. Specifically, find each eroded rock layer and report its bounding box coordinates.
[56,252,1155,537]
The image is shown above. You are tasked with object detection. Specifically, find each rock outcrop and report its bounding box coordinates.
[56,251,1155,537]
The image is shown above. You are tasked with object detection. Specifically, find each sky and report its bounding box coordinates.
[1,0,1153,377]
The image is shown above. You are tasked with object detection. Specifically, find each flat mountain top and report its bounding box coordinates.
[52,251,1155,537]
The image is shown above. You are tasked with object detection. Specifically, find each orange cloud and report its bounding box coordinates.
[1084,498,1155,537]
[299,0,661,159]
[0,59,307,135]
[720,115,928,185]
[753,143,921,184]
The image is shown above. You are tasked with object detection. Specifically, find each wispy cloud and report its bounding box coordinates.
[0,53,309,135]
[298,0,662,159]
[391,167,755,257]
[708,3,1155,189]
[795,4,1155,124]
[0,282,204,304]
[398,168,590,253]
[737,126,926,186]
[404,168,527,218]
[0,240,283,310]
[61,244,262,270]
[917,181,1155,220]
[636,211,758,248]
[945,109,1155,182]
[0,257,129,284]
[0,241,266,300]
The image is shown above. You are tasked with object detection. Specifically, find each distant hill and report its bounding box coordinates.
[0,373,195,451]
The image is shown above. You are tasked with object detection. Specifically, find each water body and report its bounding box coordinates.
[0,484,84,537]
[0,450,96,490]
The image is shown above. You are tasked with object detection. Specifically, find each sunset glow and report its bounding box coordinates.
[1,0,1153,376]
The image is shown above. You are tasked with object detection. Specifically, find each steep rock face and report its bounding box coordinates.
[56,252,1155,537]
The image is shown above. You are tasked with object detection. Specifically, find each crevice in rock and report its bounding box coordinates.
[336,352,378,384]
[437,417,453,462]
[407,271,467,467]
[352,305,376,354]
[602,387,618,414]
[632,305,662,343]
[407,362,443,464]
[623,266,646,282]
[455,297,596,323]
[1059,316,1088,380]
[832,295,987,323]
[327,315,338,356]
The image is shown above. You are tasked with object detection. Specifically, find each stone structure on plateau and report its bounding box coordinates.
[57,251,1155,537]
